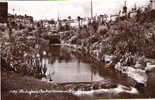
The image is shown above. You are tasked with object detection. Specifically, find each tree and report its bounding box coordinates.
[67,16,72,30]
[68,16,71,20]
[49,19,56,25]
[77,16,81,28]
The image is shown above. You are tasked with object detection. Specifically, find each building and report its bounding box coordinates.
[8,14,33,24]
[0,2,8,23]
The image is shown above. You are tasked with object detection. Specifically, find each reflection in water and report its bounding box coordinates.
[37,45,140,94]
[41,45,104,83]
[26,45,137,88]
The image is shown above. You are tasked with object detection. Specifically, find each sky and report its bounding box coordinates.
[8,0,149,20]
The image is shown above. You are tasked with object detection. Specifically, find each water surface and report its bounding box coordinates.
[41,45,105,83]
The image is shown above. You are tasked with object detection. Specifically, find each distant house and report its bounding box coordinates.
[110,14,120,21]
[8,14,33,24]
[128,11,137,18]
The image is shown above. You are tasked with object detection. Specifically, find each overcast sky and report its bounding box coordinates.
[8,0,149,20]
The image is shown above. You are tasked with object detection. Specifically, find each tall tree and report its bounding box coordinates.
[77,16,81,28]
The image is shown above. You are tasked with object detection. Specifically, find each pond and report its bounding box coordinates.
[39,45,136,86]
[41,45,105,83]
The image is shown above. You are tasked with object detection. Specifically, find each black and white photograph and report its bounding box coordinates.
[1,0,155,100]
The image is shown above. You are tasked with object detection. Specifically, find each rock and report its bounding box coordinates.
[145,62,155,72]
[126,67,148,85]
[114,62,122,71]
[135,56,146,69]
[135,62,142,68]
[115,62,148,85]
[104,55,114,64]
[135,82,145,93]
[92,84,99,90]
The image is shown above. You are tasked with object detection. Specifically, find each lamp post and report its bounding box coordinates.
[91,0,93,19]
